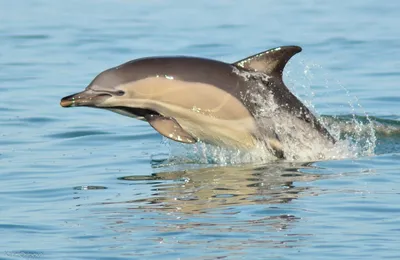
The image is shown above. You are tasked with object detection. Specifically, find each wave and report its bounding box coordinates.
[323,115,400,137]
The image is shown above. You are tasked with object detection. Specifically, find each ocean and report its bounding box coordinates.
[1,0,400,259]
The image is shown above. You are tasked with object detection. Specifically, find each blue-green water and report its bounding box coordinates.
[1,1,400,259]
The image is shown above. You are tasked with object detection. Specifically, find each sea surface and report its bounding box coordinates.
[1,0,400,259]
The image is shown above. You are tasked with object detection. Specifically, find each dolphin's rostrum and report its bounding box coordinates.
[60,46,335,159]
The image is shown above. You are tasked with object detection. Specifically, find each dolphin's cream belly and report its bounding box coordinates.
[152,101,258,149]
[104,77,259,149]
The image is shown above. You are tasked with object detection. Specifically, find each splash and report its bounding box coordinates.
[160,61,377,166]
[287,60,377,159]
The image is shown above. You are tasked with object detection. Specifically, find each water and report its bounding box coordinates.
[1,0,400,259]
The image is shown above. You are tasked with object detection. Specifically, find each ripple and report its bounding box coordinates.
[19,117,58,124]
[215,24,245,29]
[3,61,36,67]
[2,186,73,203]
[309,37,367,48]
[0,106,21,111]
[0,139,28,145]
[6,34,50,40]
[73,185,108,190]
[185,43,231,50]
[370,96,400,103]
[1,75,38,82]
[365,71,400,77]
[0,223,54,231]
[118,175,160,181]
[4,251,44,259]
[94,46,133,54]
[107,132,158,141]
[47,130,111,139]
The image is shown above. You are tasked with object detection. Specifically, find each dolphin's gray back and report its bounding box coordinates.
[96,56,246,98]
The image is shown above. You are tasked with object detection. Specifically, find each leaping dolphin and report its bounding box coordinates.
[60,46,335,158]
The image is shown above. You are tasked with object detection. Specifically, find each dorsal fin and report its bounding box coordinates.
[233,46,302,77]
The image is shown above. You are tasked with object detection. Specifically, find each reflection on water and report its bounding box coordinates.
[77,163,327,254]
[113,163,322,214]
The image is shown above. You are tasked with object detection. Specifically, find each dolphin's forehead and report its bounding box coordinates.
[87,66,133,90]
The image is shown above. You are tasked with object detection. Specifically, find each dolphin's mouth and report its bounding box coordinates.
[60,91,112,107]
[111,106,160,118]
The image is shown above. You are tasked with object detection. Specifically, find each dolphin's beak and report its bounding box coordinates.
[60,90,112,108]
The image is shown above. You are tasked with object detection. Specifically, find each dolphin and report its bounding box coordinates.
[60,46,335,158]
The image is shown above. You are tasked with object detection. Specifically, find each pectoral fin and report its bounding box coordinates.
[145,114,197,144]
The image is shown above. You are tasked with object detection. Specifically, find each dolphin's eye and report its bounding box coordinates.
[116,90,125,96]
